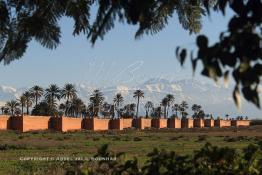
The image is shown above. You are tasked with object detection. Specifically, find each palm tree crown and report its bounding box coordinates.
[17,95,26,116]
[5,100,20,116]
[165,94,174,118]
[144,101,154,118]
[61,83,77,102]
[23,91,33,115]
[89,89,104,117]
[161,97,168,119]
[133,90,144,118]
[113,93,124,118]
[30,85,44,106]
[45,84,61,112]
[172,103,180,117]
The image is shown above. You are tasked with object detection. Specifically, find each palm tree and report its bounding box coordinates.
[59,103,66,116]
[23,91,33,115]
[5,100,20,116]
[192,104,202,119]
[17,95,26,116]
[89,89,104,117]
[113,93,124,118]
[122,103,136,118]
[144,101,153,118]
[71,97,85,117]
[133,90,144,118]
[61,83,77,103]
[172,103,180,117]
[30,85,44,106]
[161,97,168,118]
[152,106,162,119]
[45,84,61,112]
[180,101,189,119]
[165,94,174,118]
[45,95,58,112]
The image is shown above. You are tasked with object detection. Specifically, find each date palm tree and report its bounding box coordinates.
[17,95,26,116]
[152,106,162,119]
[180,101,189,119]
[89,89,104,117]
[113,93,124,118]
[45,84,61,112]
[122,103,136,118]
[30,85,44,106]
[172,103,180,117]
[165,94,174,118]
[59,103,66,116]
[161,97,168,119]
[144,101,153,118]
[192,104,202,119]
[71,97,86,117]
[133,90,144,118]
[5,100,20,116]
[23,91,33,115]
[61,83,77,103]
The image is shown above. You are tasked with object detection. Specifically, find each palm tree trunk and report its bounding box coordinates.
[26,102,29,115]
[35,96,38,106]
[117,104,119,118]
[167,105,169,118]
[136,98,139,119]
[21,104,24,116]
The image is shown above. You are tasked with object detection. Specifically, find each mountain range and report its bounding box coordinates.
[0,78,261,118]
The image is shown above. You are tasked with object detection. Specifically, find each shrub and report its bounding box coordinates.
[0,144,27,150]
[197,135,207,142]
[133,137,142,141]
[93,137,100,141]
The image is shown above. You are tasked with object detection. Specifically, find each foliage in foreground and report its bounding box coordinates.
[13,142,262,175]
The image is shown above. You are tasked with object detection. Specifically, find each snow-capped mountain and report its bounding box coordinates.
[0,78,261,118]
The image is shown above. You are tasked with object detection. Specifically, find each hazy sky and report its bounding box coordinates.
[0,9,233,88]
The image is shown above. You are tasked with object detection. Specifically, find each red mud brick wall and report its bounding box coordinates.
[0,116,9,130]
[204,119,214,127]
[110,119,133,130]
[193,119,205,128]
[51,117,62,131]
[181,119,194,128]
[151,119,167,128]
[22,116,51,132]
[214,120,231,127]
[109,119,120,130]
[231,120,250,127]
[134,118,152,129]
[167,118,181,128]
[93,118,110,131]
[8,116,23,131]
[122,119,133,128]
[83,118,110,131]
[61,117,82,132]
[82,118,92,130]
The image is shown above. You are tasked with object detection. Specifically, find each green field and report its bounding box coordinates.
[0,126,262,174]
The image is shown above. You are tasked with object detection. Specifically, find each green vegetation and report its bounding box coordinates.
[0,127,262,174]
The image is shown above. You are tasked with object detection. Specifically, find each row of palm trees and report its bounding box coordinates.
[1,84,208,119]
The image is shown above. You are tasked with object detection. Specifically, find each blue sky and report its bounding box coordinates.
[0,9,233,88]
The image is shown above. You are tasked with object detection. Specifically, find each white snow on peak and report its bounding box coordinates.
[171,84,182,92]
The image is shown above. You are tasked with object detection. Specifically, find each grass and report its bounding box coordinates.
[0,126,262,174]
